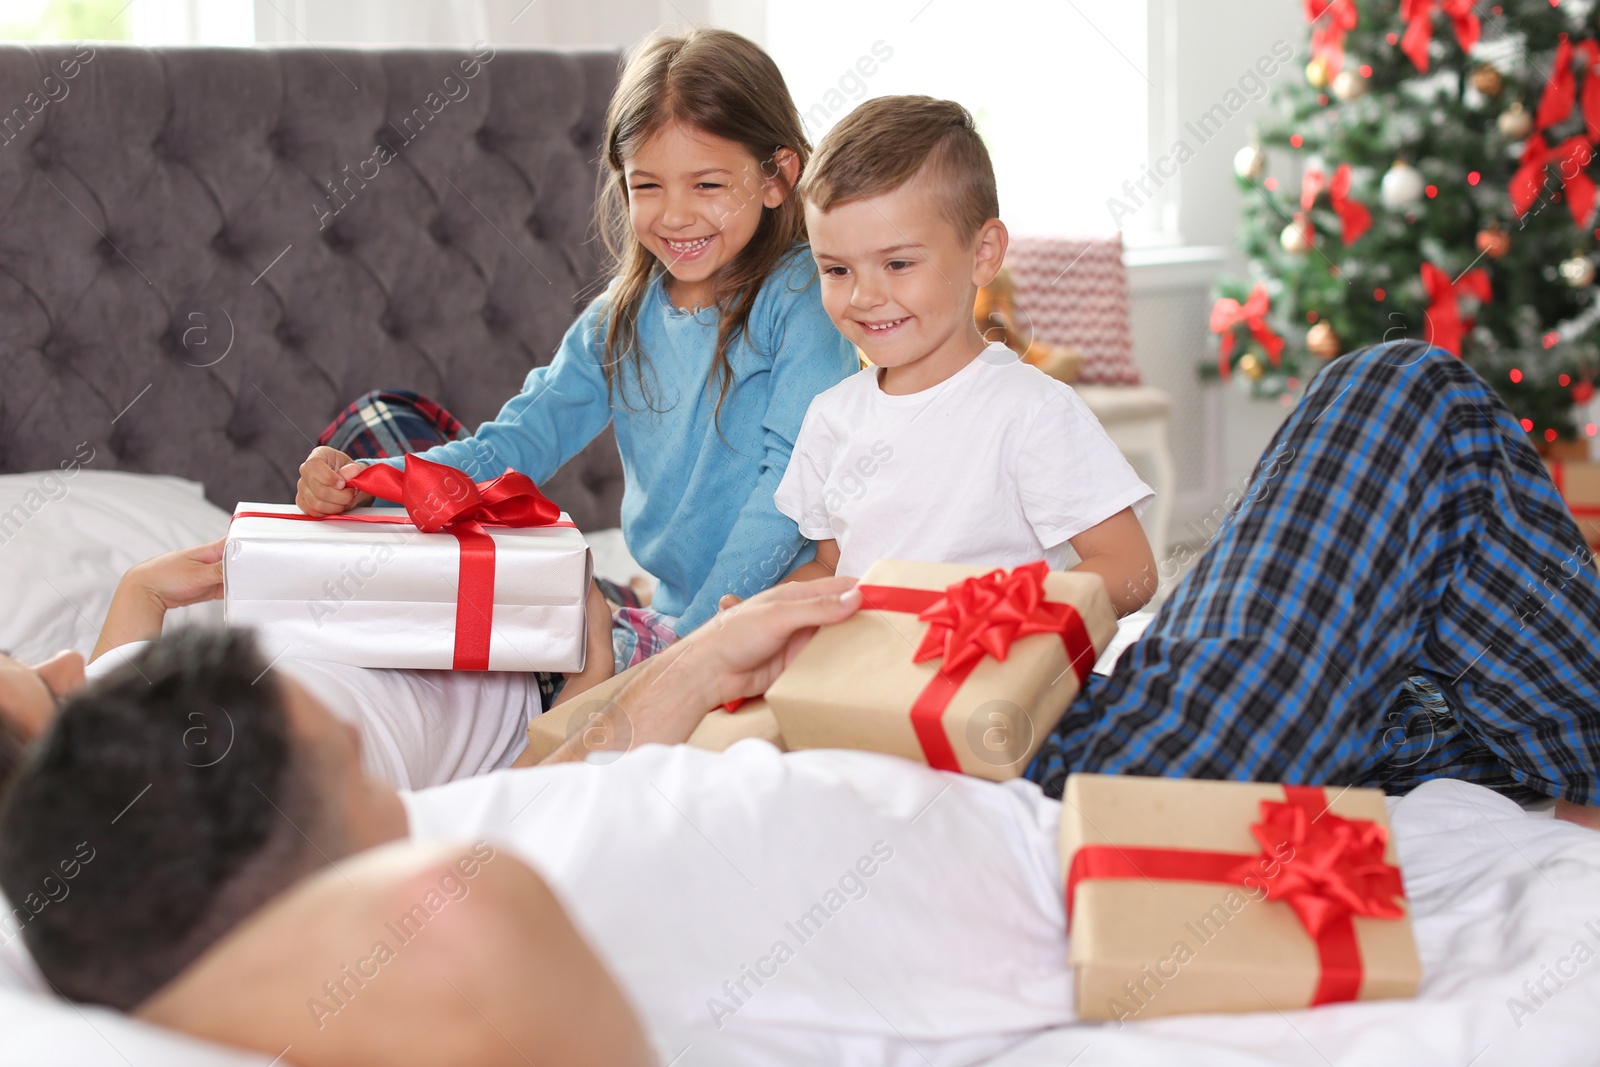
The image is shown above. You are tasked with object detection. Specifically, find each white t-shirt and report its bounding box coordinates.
[88,645,533,790]
[774,345,1154,579]
[403,742,1071,1066]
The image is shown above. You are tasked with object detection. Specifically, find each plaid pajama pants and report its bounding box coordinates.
[319,390,680,693]
[1026,341,1600,806]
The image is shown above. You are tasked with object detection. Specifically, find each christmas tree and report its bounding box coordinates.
[1211,0,1600,446]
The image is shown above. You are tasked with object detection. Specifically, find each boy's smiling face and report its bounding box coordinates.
[807,172,1006,394]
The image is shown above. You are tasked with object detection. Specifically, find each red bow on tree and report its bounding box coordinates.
[1305,0,1359,75]
[912,561,1076,675]
[347,454,561,533]
[1301,163,1372,247]
[1229,800,1406,938]
[1420,261,1491,357]
[1209,284,1285,380]
[1537,38,1600,139]
[1398,0,1480,73]
[1509,133,1598,228]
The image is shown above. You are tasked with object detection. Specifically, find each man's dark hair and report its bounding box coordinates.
[0,628,335,1009]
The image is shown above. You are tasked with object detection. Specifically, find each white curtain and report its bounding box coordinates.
[253,0,490,46]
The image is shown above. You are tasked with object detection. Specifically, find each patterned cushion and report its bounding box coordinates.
[1003,235,1142,386]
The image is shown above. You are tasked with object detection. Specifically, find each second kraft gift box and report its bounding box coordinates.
[224,456,592,672]
[764,559,1118,781]
[1059,773,1421,1021]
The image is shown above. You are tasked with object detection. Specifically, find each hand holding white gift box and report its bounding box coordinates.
[224,456,591,672]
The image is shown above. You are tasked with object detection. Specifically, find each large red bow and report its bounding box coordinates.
[1301,164,1371,247]
[1209,284,1285,380]
[1536,38,1600,139]
[1398,0,1480,73]
[1510,133,1598,227]
[1420,261,1491,358]
[912,561,1078,675]
[1305,0,1359,75]
[348,453,560,533]
[1234,800,1406,938]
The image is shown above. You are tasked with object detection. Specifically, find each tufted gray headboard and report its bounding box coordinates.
[0,43,627,531]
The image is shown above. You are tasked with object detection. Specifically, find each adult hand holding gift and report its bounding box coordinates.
[226,454,594,674]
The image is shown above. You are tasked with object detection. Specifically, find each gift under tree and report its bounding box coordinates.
[1212,0,1600,449]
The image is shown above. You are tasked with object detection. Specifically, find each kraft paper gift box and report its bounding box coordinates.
[1059,773,1421,1021]
[1545,459,1600,549]
[525,660,784,763]
[224,457,591,673]
[764,559,1117,781]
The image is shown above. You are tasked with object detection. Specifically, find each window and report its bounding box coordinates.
[765,0,1153,239]
[0,0,130,40]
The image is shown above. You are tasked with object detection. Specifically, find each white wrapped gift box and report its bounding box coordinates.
[224,502,591,672]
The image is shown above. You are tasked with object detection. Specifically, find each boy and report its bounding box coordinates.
[775,96,1157,615]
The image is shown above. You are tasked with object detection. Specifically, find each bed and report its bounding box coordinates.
[1,40,1597,1067]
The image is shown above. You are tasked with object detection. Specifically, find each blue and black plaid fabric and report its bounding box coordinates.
[1027,341,1600,806]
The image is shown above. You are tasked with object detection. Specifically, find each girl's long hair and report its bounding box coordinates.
[597,28,811,428]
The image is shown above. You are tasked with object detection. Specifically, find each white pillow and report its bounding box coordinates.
[0,470,230,664]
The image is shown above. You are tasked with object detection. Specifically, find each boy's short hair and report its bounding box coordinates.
[799,95,999,239]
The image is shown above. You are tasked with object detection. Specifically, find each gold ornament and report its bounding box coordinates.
[1470,65,1504,97]
[1561,255,1597,289]
[1233,144,1265,182]
[1280,212,1314,254]
[1475,224,1511,259]
[1497,101,1534,140]
[1306,321,1342,359]
[1331,68,1369,101]
[1306,56,1330,89]
[1238,353,1266,381]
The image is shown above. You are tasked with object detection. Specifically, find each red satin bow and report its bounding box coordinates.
[1209,284,1285,380]
[1420,261,1490,358]
[913,561,1077,675]
[1301,164,1371,247]
[1398,0,1480,73]
[1510,133,1598,227]
[1537,38,1600,139]
[1236,800,1406,938]
[1305,0,1358,75]
[348,453,561,533]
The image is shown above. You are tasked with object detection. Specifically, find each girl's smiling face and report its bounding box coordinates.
[624,123,796,310]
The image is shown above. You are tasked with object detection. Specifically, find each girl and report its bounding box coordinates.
[295,29,858,698]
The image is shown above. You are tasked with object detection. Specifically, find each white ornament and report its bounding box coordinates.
[1281,215,1314,254]
[1234,145,1265,182]
[1380,161,1425,210]
[1331,69,1369,101]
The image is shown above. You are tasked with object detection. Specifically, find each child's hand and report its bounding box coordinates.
[717,594,743,611]
[296,446,373,516]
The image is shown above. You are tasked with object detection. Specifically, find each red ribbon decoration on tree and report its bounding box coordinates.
[234,455,570,671]
[856,561,1096,772]
[1536,38,1600,140]
[1305,0,1359,76]
[1301,164,1371,247]
[1397,0,1480,73]
[1510,134,1598,228]
[1065,785,1408,1006]
[1209,284,1286,381]
[1420,261,1491,358]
